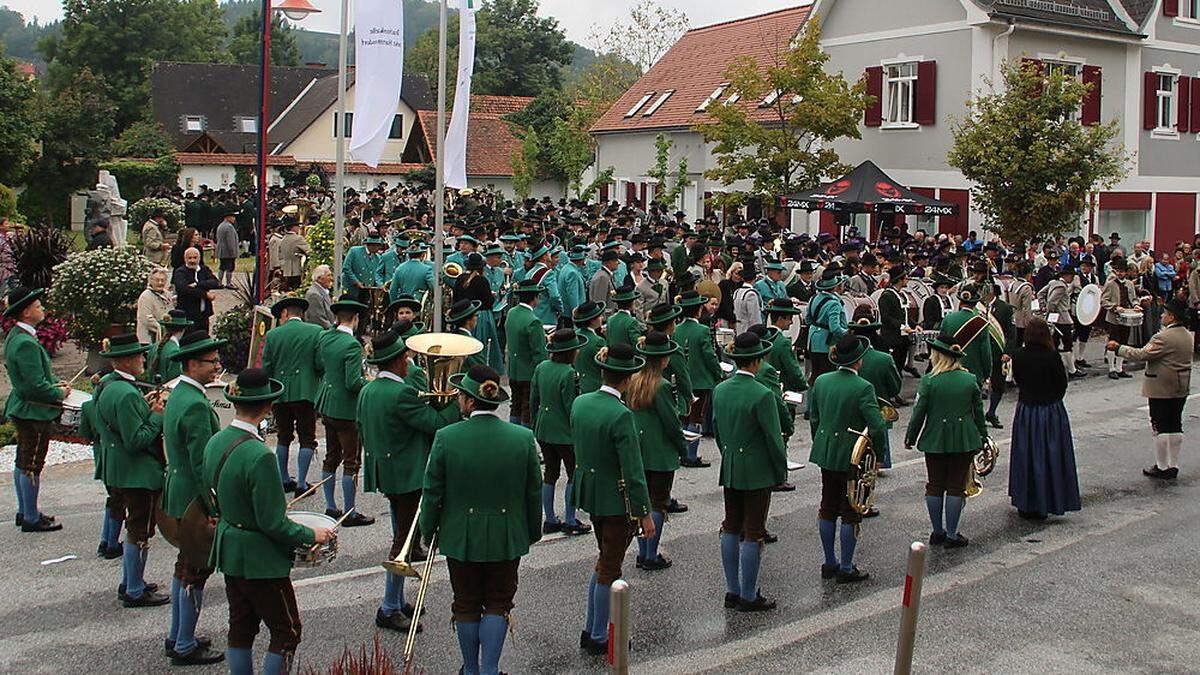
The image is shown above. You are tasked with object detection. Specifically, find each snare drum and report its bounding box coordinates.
[288,511,339,567]
[1115,309,1145,327]
[59,389,92,429]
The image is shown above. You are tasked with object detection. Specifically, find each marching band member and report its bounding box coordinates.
[605,282,643,348]
[419,365,542,675]
[904,334,988,548]
[505,278,548,427]
[714,333,787,608]
[526,241,563,327]
[454,254,503,372]
[202,368,333,675]
[675,290,721,468]
[389,243,435,304]
[1110,298,1195,480]
[94,333,167,605]
[755,261,789,304]
[637,259,671,315]
[938,284,993,388]
[1044,266,1082,378]
[1101,258,1137,379]
[145,310,192,385]
[160,330,228,665]
[630,331,687,571]
[848,313,900,473]
[921,273,955,331]
[879,265,920,377]
[764,299,807,394]
[3,286,67,532]
[1008,263,1036,348]
[588,249,621,313]
[572,302,607,394]
[644,302,693,419]
[447,299,488,371]
[807,335,887,583]
[358,328,460,632]
[732,262,763,330]
[531,329,591,536]
[78,372,123,558]
[314,294,374,526]
[560,247,588,319]
[388,294,422,328]
[806,269,850,382]
[262,297,323,496]
[571,343,655,655]
[341,233,384,303]
[1073,255,1100,369]
[982,283,1016,429]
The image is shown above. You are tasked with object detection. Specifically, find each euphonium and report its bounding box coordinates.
[878,397,900,424]
[404,333,484,404]
[966,437,1000,499]
[846,427,879,518]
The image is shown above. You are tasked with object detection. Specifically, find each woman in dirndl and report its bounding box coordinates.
[1008,317,1081,520]
[454,252,505,374]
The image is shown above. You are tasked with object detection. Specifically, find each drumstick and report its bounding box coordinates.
[286,475,333,508]
[304,507,356,555]
[66,366,88,387]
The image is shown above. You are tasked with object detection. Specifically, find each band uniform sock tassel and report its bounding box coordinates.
[1155,434,1170,470]
[274,444,292,483]
[563,482,578,525]
[456,620,482,675]
[321,471,337,510]
[584,571,598,636]
[944,496,966,539]
[925,495,945,534]
[541,483,558,524]
[167,577,182,647]
[226,647,253,675]
[719,532,741,597]
[479,614,508,675]
[296,447,315,489]
[590,582,612,643]
[738,540,763,602]
[838,522,858,573]
[818,518,838,567]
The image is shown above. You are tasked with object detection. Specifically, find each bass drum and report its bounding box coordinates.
[842,293,878,323]
[907,281,932,325]
[1075,284,1102,326]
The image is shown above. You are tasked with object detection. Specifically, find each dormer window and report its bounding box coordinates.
[760,89,781,108]
[697,84,729,112]
[237,117,258,133]
[724,92,741,106]
[184,115,204,132]
[625,92,655,118]
[643,90,675,117]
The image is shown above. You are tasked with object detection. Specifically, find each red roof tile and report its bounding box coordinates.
[173,153,298,167]
[590,6,811,134]
[411,95,533,177]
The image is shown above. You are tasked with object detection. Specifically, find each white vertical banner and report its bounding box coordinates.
[349,0,405,168]
[443,0,477,189]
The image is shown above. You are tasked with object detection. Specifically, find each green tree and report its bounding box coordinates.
[228,11,301,67]
[646,133,691,210]
[695,24,868,203]
[511,127,540,200]
[40,0,229,132]
[948,60,1130,243]
[110,120,174,158]
[504,90,574,184]
[570,52,641,124]
[547,114,594,197]
[0,51,41,185]
[589,0,688,74]
[407,0,574,98]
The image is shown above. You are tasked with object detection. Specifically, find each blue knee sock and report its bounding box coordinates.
[839,523,858,573]
[321,471,337,510]
[591,582,612,643]
[100,510,114,547]
[262,651,286,675]
[226,647,253,675]
[25,473,40,522]
[341,474,357,512]
[818,519,838,567]
[738,541,762,602]
[106,516,123,548]
[122,543,144,598]
[296,447,315,487]
[563,482,577,525]
[175,585,200,655]
[945,496,965,538]
[275,444,292,482]
[456,620,481,675]
[13,469,25,518]
[584,571,598,635]
[16,472,36,522]
[541,483,558,523]
[636,532,648,560]
[479,614,508,675]
[686,423,700,460]
[167,577,182,644]
[646,511,664,561]
[382,572,405,614]
[925,495,945,535]
[719,532,741,597]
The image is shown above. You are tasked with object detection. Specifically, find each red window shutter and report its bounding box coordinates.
[1180,76,1193,133]
[625,182,637,206]
[1022,58,1045,96]
[915,61,937,125]
[639,183,647,210]
[599,183,609,202]
[864,66,883,127]
[1165,0,1179,17]
[1191,78,1200,133]
[1144,71,1159,130]
[704,191,713,218]
[1081,66,1102,126]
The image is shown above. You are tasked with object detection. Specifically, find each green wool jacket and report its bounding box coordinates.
[162,378,220,518]
[262,318,323,403]
[574,328,606,394]
[675,318,722,391]
[78,380,108,481]
[146,339,182,385]
[904,370,988,454]
[530,360,578,445]
[419,414,542,562]
[605,309,642,348]
[712,372,788,490]
[504,303,547,382]
[456,328,487,370]
[756,363,794,438]
[938,308,993,386]
[405,363,429,392]
[767,327,807,393]
[203,426,315,579]
[358,373,460,495]
[858,346,901,454]
[663,350,693,416]
[806,368,888,472]
[3,327,65,422]
[570,390,651,518]
[314,327,367,420]
[95,374,165,490]
[632,379,687,472]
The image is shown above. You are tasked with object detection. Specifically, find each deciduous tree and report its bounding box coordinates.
[0,51,40,185]
[589,0,688,74]
[228,10,301,67]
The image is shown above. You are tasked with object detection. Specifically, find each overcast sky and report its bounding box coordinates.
[5,0,809,46]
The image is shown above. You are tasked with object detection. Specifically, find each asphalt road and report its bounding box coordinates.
[1,352,1198,675]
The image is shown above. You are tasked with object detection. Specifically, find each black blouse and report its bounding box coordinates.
[454,272,495,311]
[1012,346,1068,405]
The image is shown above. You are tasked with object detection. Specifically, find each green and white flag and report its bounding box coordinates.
[444,0,477,189]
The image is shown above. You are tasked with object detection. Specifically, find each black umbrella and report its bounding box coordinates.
[778,160,959,217]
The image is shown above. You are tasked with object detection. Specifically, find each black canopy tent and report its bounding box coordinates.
[778,160,960,218]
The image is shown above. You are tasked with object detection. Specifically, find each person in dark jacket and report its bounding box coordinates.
[172,247,221,332]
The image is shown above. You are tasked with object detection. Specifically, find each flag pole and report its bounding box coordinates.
[432,0,448,332]
[333,0,349,295]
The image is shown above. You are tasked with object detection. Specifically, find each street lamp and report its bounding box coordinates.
[255,0,321,301]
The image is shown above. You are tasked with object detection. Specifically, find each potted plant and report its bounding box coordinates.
[47,247,153,370]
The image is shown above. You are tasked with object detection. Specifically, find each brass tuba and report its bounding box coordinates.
[404,332,484,404]
[965,437,1000,499]
[846,427,879,517]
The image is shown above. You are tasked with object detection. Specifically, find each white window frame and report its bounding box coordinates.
[237,117,258,133]
[643,90,675,117]
[184,115,204,133]
[881,56,920,130]
[1039,53,1086,123]
[760,89,781,108]
[696,83,729,113]
[625,92,655,118]
[1179,0,1200,21]
[723,91,741,106]
[1152,65,1181,140]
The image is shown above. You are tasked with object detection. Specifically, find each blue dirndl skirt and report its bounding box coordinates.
[1008,400,1081,517]
[472,309,505,376]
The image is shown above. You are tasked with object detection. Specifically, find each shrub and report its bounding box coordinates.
[48,247,153,347]
[128,197,184,231]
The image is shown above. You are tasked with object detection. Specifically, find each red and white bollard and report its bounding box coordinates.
[893,541,928,675]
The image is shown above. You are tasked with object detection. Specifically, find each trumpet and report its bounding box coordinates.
[144,385,170,409]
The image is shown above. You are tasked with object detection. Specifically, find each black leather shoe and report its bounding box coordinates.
[1069,371,1086,380]
[1163,467,1180,479]
[375,608,419,633]
[97,543,110,557]
[542,521,563,534]
[165,636,212,657]
[986,414,1003,429]
[763,532,779,544]
[863,507,880,518]
[1118,371,1133,379]
[171,645,225,666]
[736,592,777,612]
[282,479,298,494]
[324,508,343,520]
[580,630,592,649]
[583,636,608,656]
[399,602,426,619]
[342,512,375,527]
[640,554,672,571]
[1108,372,1121,380]
[409,546,429,563]
[118,582,160,597]
[771,482,796,493]
[821,564,838,579]
[667,498,688,513]
[293,484,312,499]
[1076,359,1092,369]
[944,534,969,549]
[561,521,592,536]
[1143,466,1171,479]
[929,531,946,545]
[723,592,739,608]
[635,555,646,570]
[21,516,62,533]
[680,458,710,468]
[836,567,870,584]
[122,589,171,608]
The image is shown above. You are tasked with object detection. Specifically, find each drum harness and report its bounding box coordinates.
[206,431,255,528]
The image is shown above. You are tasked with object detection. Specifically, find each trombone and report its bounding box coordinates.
[381,497,437,670]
